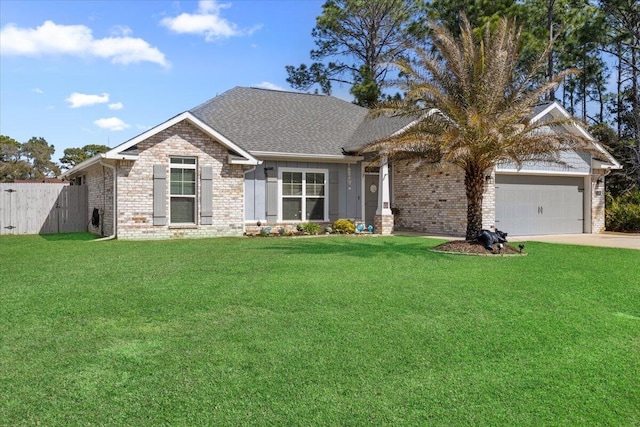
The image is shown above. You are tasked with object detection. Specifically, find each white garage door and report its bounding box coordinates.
[495,175,585,236]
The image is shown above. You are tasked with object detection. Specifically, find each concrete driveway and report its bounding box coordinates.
[509,232,640,250]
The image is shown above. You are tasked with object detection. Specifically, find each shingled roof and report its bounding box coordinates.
[189,87,412,156]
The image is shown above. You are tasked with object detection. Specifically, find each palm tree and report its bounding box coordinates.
[363,15,581,240]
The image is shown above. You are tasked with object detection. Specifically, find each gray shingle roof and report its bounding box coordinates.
[345,114,416,152]
[189,87,409,156]
[531,102,554,117]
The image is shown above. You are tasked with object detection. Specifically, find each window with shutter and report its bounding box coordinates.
[169,157,197,224]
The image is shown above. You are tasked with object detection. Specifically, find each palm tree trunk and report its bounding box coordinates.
[464,167,485,240]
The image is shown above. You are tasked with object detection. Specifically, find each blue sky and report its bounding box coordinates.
[0,0,345,162]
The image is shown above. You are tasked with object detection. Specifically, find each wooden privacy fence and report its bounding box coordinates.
[0,183,88,235]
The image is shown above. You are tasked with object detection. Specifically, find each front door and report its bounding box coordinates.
[364,174,379,227]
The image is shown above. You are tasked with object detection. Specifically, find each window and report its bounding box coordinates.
[279,168,328,221]
[170,157,197,223]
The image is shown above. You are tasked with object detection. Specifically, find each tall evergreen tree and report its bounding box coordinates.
[0,135,29,182]
[21,137,60,179]
[285,0,424,107]
[0,136,60,181]
[60,144,110,171]
[600,0,640,193]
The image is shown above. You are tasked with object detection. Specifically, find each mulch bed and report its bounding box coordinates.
[433,240,526,256]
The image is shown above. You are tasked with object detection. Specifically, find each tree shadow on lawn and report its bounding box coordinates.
[38,232,99,242]
[258,236,451,259]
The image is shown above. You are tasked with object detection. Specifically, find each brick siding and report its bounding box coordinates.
[84,164,114,236]
[392,162,496,236]
[591,171,606,233]
[393,162,467,236]
[78,120,246,240]
[116,120,245,240]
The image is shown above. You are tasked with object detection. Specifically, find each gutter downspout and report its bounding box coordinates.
[93,160,117,241]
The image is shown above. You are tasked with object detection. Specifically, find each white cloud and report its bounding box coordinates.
[110,25,132,37]
[94,117,130,131]
[198,0,228,14]
[66,92,109,108]
[0,20,169,68]
[136,124,151,130]
[32,88,44,94]
[108,102,123,110]
[161,0,260,41]
[256,82,285,91]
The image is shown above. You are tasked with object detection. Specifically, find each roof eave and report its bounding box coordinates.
[531,102,622,169]
[59,153,106,179]
[251,151,363,163]
[229,154,260,165]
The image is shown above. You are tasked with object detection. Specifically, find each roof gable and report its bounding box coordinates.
[60,111,260,178]
[531,102,621,169]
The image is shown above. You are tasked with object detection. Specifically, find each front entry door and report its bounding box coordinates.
[364,174,379,227]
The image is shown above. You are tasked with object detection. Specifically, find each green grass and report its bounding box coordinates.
[1,234,639,426]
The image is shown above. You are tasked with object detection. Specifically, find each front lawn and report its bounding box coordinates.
[1,234,638,425]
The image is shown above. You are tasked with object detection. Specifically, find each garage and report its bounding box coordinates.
[495,174,585,236]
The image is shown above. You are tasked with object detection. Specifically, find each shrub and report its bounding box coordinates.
[300,222,322,235]
[332,219,356,234]
[259,226,272,237]
[606,190,640,232]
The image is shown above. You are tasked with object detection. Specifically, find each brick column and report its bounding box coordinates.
[374,213,394,235]
[591,171,606,233]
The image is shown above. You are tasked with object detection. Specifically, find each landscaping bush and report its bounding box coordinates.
[606,190,640,232]
[299,222,322,235]
[332,219,356,234]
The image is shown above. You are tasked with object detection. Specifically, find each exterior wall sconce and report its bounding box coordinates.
[596,176,603,185]
[485,175,494,184]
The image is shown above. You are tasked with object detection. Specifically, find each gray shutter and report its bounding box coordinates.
[266,166,277,223]
[153,164,167,226]
[200,166,213,225]
[329,168,339,219]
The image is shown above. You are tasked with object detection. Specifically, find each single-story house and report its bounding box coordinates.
[61,86,620,240]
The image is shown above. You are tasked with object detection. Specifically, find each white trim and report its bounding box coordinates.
[529,102,621,169]
[496,169,590,177]
[583,176,592,233]
[376,155,392,216]
[104,153,139,161]
[169,156,198,225]
[277,167,329,222]
[109,112,257,164]
[61,112,260,179]
[59,154,105,179]
[251,151,363,163]
[530,102,561,123]
[229,154,261,165]
[360,162,377,224]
